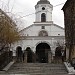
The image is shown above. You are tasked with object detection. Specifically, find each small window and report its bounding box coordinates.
[41,26,45,29]
[58,34,60,35]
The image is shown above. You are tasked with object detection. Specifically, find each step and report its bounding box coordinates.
[2,63,68,75]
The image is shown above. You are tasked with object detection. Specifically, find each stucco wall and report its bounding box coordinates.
[20,24,64,37]
[12,35,65,56]
[35,4,53,22]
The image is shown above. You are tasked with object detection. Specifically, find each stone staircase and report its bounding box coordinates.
[0,63,69,75]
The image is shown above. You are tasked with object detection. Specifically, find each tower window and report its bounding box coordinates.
[41,26,45,29]
[42,7,45,10]
[41,13,46,22]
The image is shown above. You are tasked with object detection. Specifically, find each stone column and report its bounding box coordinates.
[48,51,52,63]
[24,51,27,63]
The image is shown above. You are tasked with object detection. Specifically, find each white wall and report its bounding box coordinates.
[12,35,65,56]
[35,4,53,22]
[20,24,64,37]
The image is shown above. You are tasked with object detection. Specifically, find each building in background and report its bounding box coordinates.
[62,0,75,61]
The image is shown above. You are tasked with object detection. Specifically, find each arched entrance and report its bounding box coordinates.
[26,47,36,63]
[26,47,32,63]
[16,46,23,62]
[55,46,66,63]
[55,47,62,57]
[36,43,51,63]
[54,46,63,63]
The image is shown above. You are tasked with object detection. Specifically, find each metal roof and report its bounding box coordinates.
[37,0,50,5]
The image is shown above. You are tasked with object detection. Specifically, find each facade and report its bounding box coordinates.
[12,0,65,63]
[62,0,75,60]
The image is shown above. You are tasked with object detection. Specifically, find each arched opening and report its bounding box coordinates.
[54,46,63,63]
[26,47,35,63]
[36,43,51,63]
[55,47,62,57]
[41,13,46,22]
[16,46,23,62]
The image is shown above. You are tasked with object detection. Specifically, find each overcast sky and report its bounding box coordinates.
[0,0,67,30]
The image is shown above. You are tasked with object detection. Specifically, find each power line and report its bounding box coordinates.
[53,3,65,7]
[18,2,65,19]
[6,2,65,19]
[18,13,35,19]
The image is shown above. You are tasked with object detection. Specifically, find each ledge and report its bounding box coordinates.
[64,62,75,74]
[34,21,53,24]
[3,61,15,71]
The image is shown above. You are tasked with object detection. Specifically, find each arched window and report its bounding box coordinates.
[38,30,48,36]
[41,13,46,22]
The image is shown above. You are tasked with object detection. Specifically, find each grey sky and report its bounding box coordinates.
[0,0,67,30]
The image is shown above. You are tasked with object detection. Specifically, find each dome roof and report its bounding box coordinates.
[37,0,50,5]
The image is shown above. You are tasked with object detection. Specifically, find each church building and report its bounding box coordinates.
[12,0,65,63]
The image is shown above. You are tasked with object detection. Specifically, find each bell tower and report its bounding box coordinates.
[35,0,53,23]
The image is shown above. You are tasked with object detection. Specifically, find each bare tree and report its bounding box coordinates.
[0,9,20,52]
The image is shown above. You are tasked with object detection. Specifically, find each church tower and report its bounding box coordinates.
[35,0,53,23]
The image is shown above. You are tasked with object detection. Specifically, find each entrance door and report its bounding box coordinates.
[16,46,23,62]
[36,43,51,63]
